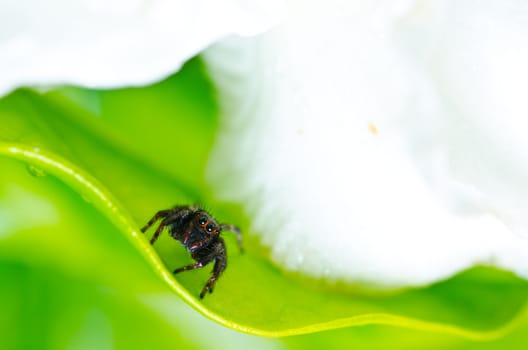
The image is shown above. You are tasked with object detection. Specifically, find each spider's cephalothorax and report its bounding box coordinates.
[140,205,243,299]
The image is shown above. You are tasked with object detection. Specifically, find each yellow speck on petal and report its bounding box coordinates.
[368,121,378,136]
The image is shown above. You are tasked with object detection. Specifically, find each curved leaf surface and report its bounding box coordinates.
[1,58,527,343]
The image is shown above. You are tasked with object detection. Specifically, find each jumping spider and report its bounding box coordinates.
[141,205,243,299]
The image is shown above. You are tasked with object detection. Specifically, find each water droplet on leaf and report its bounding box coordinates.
[80,193,92,204]
[26,164,46,177]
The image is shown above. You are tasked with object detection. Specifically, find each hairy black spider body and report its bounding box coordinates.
[141,205,243,299]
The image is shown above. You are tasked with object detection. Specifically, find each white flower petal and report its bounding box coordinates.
[0,0,284,95]
[204,0,528,287]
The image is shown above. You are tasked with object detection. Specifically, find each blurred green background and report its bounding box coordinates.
[1,57,528,349]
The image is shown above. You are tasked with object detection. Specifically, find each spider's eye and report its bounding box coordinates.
[206,223,215,232]
[199,216,207,225]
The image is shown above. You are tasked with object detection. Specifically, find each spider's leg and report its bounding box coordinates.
[198,239,227,299]
[200,254,227,299]
[149,216,173,245]
[173,261,207,274]
[141,209,171,233]
[220,224,244,253]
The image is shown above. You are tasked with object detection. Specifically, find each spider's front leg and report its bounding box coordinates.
[140,209,171,233]
[220,223,244,253]
[141,209,174,245]
[173,261,207,274]
[173,255,217,299]
[200,250,227,299]
[141,206,196,245]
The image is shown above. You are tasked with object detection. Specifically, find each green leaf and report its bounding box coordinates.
[1,57,528,349]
